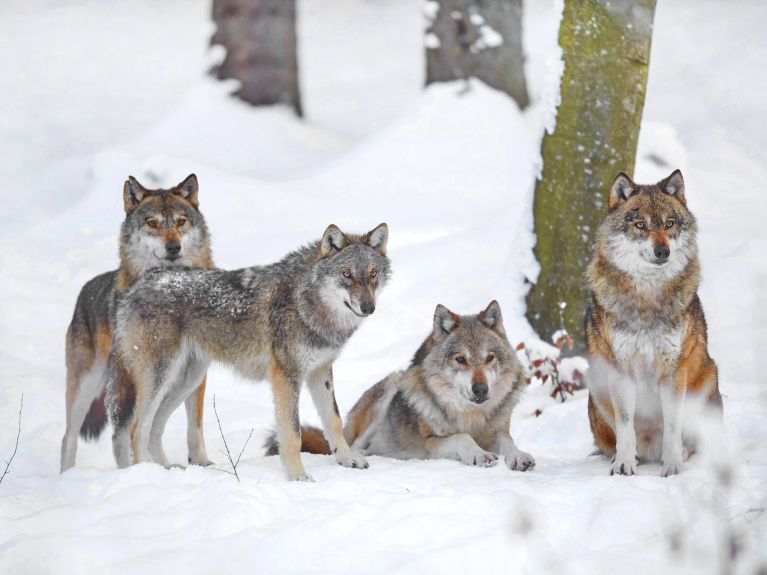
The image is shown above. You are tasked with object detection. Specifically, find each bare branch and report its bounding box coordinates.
[0,394,23,485]
[212,395,253,483]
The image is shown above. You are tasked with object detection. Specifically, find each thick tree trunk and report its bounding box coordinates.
[211,0,302,116]
[525,0,656,350]
[425,0,529,109]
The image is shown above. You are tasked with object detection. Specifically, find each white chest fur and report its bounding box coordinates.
[610,321,685,380]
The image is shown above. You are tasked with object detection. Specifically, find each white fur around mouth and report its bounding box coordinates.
[344,300,367,317]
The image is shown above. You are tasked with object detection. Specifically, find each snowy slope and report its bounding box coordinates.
[1,1,766,574]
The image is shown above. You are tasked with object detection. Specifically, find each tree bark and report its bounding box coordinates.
[211,0,302,116]
[425,0,529,109]
[526,0,657,350]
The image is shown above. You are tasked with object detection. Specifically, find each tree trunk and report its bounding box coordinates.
[211,0,302,116]
[525,0,657,350]
[425,0,529,109]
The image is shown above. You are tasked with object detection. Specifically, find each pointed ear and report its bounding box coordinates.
[174,174,199,208]
[659,169,685,205]
[123,176,146,213]
[608,172,637,211]
[366,223,388,255]
[433,304,460,341]
[479,300,505,336]
[319,224,348,258]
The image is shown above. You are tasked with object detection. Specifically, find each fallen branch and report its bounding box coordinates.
[212,394,253,483]
[0,394,23,485]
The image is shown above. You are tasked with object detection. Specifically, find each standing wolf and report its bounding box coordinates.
[268,301,535,471]
[109,223,390,480]
[585,169,721,477]
[61,174,215,472]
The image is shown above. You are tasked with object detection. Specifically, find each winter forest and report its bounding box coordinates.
[1,0,766,573]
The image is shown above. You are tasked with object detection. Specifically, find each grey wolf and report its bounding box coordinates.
[585,169,721,476]
[267,301,535,472]
[60,174,214,472]
[108,223,390,481]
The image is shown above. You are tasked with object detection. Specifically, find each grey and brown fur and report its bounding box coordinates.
[109,223,390,481]
[585,169,721,477]
[60,174,215,472]
[268,301,535,472]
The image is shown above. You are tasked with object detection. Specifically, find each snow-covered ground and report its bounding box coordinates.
[1,1,765,573]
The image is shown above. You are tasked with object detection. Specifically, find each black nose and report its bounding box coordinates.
[166,242,181,256]
[472,382,488,400]
[654,245,670,260]
[360,302,375,315]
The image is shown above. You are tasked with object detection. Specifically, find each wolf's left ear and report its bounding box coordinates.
[175,174,199,208]
[366,223,388,255]
[479,300,506,336]
[659,169,685,205]
[123,176,146,214]
[608,172,637,211]
[320,224,348,258]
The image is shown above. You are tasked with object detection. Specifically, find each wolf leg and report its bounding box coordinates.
[61,361,106,472]
[270,362,312,481]
[131,361,176,465]
[307,364,368,470]
[425,434,498,467]
[495,432,535,472]
[660,368,687,477]
[609,375,638,476]
[185,375,213,466]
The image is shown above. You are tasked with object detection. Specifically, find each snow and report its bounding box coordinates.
[1,0,766,573]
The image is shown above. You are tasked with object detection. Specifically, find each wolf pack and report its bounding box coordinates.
[60,168,721,481]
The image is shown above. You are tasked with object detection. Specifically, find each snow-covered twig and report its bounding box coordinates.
[212,395,253,483]
[0,394,23,485]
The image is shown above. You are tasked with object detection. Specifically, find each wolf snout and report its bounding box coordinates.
[166,241,181,256]
[471,382,489,403]
[359,302,375,316]
[653,244,670,261]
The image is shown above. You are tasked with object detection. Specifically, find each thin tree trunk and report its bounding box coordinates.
[425,0,529,109]
[211,0,302,116]
[526,0,657,349]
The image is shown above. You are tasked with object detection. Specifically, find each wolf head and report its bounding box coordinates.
[598,169,697,281]
[314,223,391,322]
[419,301,520,406]
[119,174,212,274]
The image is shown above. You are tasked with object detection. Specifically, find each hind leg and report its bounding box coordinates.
[61,361,106,472]
[185,374,213,466]
[131,360,179,465]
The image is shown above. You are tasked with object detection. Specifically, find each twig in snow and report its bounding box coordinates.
[212,394,253,483]
[0,394,23,485]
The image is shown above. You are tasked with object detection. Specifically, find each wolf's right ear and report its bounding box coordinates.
[433,304,459,341]
[123,176,146,213]
[608,172,637,211]
[319,224,348,258]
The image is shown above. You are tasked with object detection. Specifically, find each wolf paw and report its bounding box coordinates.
[335,450,369,470]
[660,460,685,477]
[469,452,499,467]
[289,473,315,482]
[610,455,637,476]
[506,451,535,472]
[188,456,215,467]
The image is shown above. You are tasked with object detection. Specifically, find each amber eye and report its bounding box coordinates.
[635,221,645,229]
[342,270,352,278]
[666,219,675,228]
[455,356,467,365]
[176,217,187,227]
[486,354,495,364]
[370,269,378,278]
[146,219,158,228]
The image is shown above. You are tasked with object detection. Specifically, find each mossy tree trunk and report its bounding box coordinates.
[211,0,302,116]
[526,0,656,350]
[425,0,529,109]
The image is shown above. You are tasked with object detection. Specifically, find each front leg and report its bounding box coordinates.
[185,375,213,466]
[424,433,498,467]
[659,367,687,477]
[270,362,312,481]
[306,364,368,470]
[495,431,535,472]
[609,374,638,476]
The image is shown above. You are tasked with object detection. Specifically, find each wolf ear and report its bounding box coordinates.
[433,304,459,341]
[123,176,146,213]
[479,300,506,336]
[366,223,388,255]
[659,169,685,205]
[175,174,199,208]
[608,172,637,211]
[319,224,348,258]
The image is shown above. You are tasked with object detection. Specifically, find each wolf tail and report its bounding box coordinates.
[79,390,108,441]
[263,425,332,456]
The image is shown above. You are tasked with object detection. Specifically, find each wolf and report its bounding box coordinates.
[60,174,215,472]
[108,223,390,480]
[585,169,721,477]
[267,301,535,472]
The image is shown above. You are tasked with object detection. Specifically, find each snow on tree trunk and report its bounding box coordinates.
[526,0,656,350]
[425,0,529,109]
[211,0,302,116]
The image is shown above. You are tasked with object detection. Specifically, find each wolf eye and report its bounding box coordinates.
[635,221,645,229]
[485,354,495,364]
[370,269,378,278]
[176,217,187,227]
[342,270,352,278]
[145,219,158,228]
[666,219,675,228]
[455,356,467,365]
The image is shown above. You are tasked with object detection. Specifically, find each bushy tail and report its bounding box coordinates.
[79,390,108,441]
[263,425,332,456]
